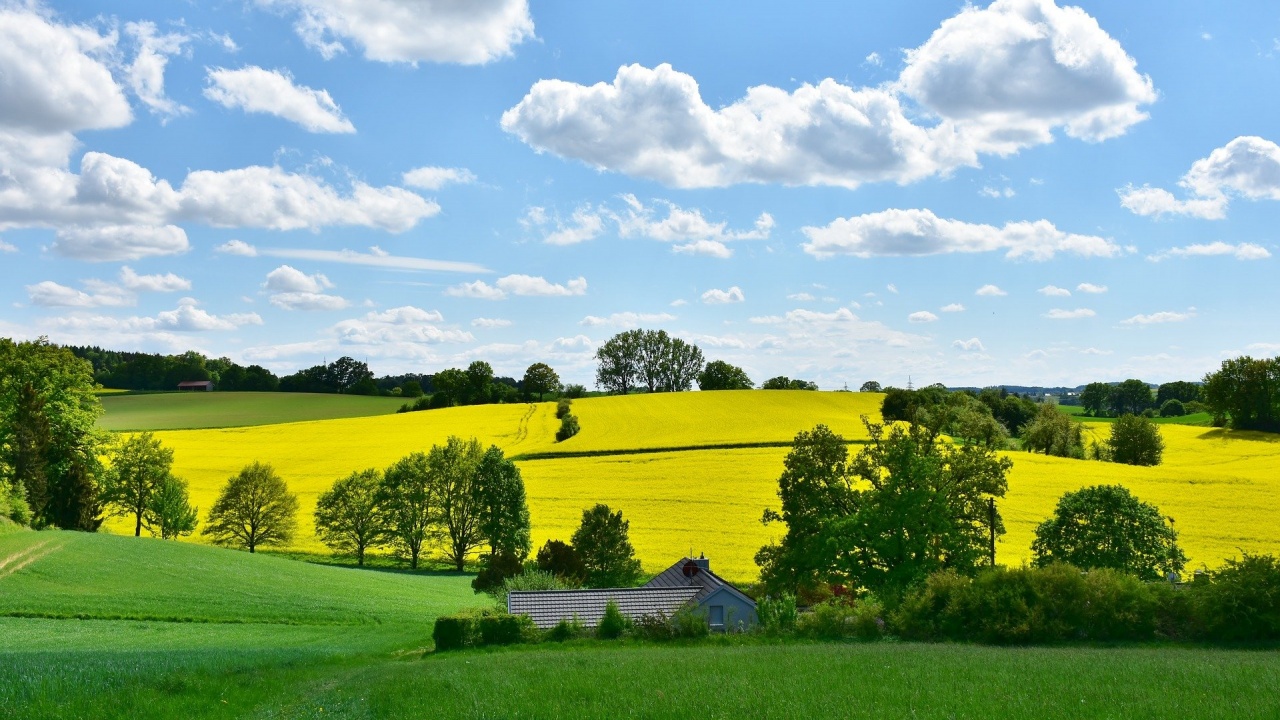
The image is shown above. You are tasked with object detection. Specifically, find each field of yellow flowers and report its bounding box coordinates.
[112,392,1280,582]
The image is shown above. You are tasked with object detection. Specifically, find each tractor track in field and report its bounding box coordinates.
[511,403,537,445]
[0,540,64,580]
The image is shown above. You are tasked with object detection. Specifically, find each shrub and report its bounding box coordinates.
[596,599,628,639]
[478,613,530,646]
[562,384,587,399]
[1,482,31,526]
[535,540,586,584]
[892,570,973,641]
[473,552,526,595]
[493,568,575,608]
[632,612,675,641]
[1159,399,1186,417]
[756,594,798,634]
[556,414,580,442]
[797,598,884,640]
[556,398,572,419]
[1032,485,1185,581]
[546,616,587,642]
[1192,553,1280,642]
[1080,568,1159,641]
[669,606,710,638]
[432,615,472,651]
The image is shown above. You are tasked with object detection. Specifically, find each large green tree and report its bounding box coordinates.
[1202,356,1280,432]
[1156,380,1201,406]
[202,462,298,553]
[145,475,198,540]
[315,468,387,565]
[101,432,174,537]
[1021,404,1084,458]
[427,436,487,571]
[431,368,469,407]
[758,421,1010,597]
[1107,414,1164,466]
[697,360,753,391]
[471,445,532,591]
[595,330,641,395]
[1032,485,1185,581]
[571,504,643,588]
[1108,379,1154,416]
[379,452,436,569]
[522,362,561,400]
[1078,382,1111,417]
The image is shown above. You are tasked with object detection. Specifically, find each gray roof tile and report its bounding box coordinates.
[508,586,700,629]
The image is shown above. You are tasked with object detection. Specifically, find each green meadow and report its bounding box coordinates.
[97,392,410,431]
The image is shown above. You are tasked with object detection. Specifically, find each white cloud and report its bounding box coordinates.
[886,284,898,294]
[26,280,131,308]
[802,208,1121,261]
[580,312,677,328]
[864,52,882,66]
[260,0,535,65]
[701,286,745,304]
[1080,347,1112,355]
[125,22,191,121]
[446,274,587,300]
[788,292,816,302]
[259,247,486,273]
[471,317,512,328]
[264,264,333,293]
[908,311,938,323]
[1147,241,1271,262]
[669,299,687,307]
[402,166,477,190]
[205,66,355,133]
[1038,285,1071,297]
[976,284,1007,297]
[119,266,190,292]
[367,306,444,324]
[543,207,605,246]
[1045,308,1096,319]
[502,1,1153,189]
[124,298,263,332]
[980,186,1015,199]
[614,195,772,257]
[672,239,731,258]
[51,225,190,262]
[216,239,258,256]
[1120,137,1280,219]
[0,240,17,253]
[1076,282,1108,294]
[941,303,965,312]
[953,338,985,351]
[1121,310,1196,325]
[269,292,349,311]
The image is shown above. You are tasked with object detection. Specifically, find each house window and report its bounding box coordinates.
[708,605,724,627]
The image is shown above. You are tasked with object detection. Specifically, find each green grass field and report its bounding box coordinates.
[97,392,409,431]
[1060,404,1214,426]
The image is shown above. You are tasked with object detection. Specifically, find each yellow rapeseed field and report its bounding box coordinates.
[112,393,1280,583]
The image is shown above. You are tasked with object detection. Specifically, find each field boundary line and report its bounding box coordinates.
[512,438,871,462]
[0,542,63,580]
[0,610,378,626]
[0,540,51,574]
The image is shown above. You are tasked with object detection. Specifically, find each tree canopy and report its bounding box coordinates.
[594,329,705,394]
[1106,414,1164,466]
[1202,356,1280,432]
[1032,485,1186,581]
[202,462,298,553]
[315,468,386,565]
[522,363,561,400]
[571,504,643,588]
[101,432,174,537]
[697,360,753,391]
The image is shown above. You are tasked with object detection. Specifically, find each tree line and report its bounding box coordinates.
[593,329,820,394]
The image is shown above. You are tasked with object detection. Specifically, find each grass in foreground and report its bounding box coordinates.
[97,392,409,431]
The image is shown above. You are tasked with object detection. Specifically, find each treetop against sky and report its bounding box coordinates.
[0,0,1277,387]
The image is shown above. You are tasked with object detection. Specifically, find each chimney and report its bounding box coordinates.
[693,553,709,572]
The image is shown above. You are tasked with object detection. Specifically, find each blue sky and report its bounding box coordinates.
[1,0,1278,388]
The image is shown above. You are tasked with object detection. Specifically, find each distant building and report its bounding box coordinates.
[508,555,757,632]
[177,381,214,392]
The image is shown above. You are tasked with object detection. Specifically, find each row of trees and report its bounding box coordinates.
[595,329,706,394]
[69,346,278,392]
[1202,355,1280,432]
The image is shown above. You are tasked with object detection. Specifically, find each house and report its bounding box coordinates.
[507,555,757,632]
[177,380,214,392]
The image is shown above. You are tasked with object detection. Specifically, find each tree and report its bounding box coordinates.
[859,381,882,393]
[1107,414,1164,466]
[1021,404,1084,458]
[145,475,198,540]
[0,338,105,529]
[1032,485,1186,581]
[428,436,487,571]
[757,420,1010,597]
[202,462,298,553]
[431,368,468,407]
[522,363,561,401]
[328,357,374,394]
[101,432,173,537]
[1079,382,1111,417]
[660,336,705,392]
[635,329,668,393]
[465,361,494,404]
[536,539,586,583]
[1202,356,1280,432]
[594,330,641,395]
[400,380,424,398]
[698,360,753,391]
[571,504,643,588]
[1160,399,1186,418]
[1109,379,1154,416]
[761,376,792,390]
[315,468,387,565]
[1157,380,1200,406]
[471,446,532,590]
[379,452,435,569]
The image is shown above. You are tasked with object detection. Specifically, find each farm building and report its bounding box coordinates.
[177,381,214,392]
[508,555,757,632]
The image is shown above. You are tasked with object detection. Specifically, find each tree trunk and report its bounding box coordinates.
[135,512,142,537]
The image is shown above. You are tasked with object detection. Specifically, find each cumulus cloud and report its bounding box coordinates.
[1038,285,1071,296]
[216,239,258,256]
[264,265,333,293]
[614,195,772,257]
[471,317,512,328]
[26,280,131,308]
[788,292,816,302]
[580,312,677,328]
[205,66,355,133]
[1121,310,1196,325]
[941,303,965,313]
[801,208,1120,260]
[976,284,1007,297]
[260,0,535,64]
[908,311,939,323]
[446,274,587,300]
[367,306,444,324]
[125,22,191,121]
[326,307,473,350]
[119,266,190,292]
[701,287,745,304]
[269,292,349,311]
[953,338,985,351]
[502,1,1153,189]
[402,166,477,190]
[0,240,15,253]
[524,205,605,246]
[51,225,190,262]
[1076,282,1108,294]
[1045,308,1096,319]
[138,298,263,332]
[1120,137,1280,219]
[1147,241,1271,262]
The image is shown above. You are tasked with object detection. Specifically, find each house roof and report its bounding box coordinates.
[643,557,757,609]
[177,380,213,387]
[508,586,699,629]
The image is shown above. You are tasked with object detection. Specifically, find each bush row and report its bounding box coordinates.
[432,601,711,652]
[556,398,580,441]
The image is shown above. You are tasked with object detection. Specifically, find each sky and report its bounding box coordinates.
[1,0,1279,389]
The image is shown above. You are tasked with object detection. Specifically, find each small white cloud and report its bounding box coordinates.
[580,311,677,328]
[952,338,984,351]
[1038,285,1071,297]
[119,266,191,292]
[216,239,258,256]
[264,265,333,293]
[0,240,17,253]
[975,284,1007,297]
[1080,347,1112,355]
[205,66,355,133]
[26,281,131,308]
[908,311,938,323]
[1120,136,1280,220]
[670,299,688,307]
[52,225,190,262]
[125,22,191,121]
[446,274,588,300]
[980,186,1015,199]
[1076,282,1108,294]
[701,286,745,304]
[471,317,512,328]
[1045,308,1097,319]
[788,292,816,301]
[269,292,349,311]
[1025,349,1049,360]
[941,303,965,313]
[544,207,605,246]
[1147,241,1271,262]
[402,166,477,190]
[864,51,882,66]
[886,283,898,294]
[1121,310,1196,325]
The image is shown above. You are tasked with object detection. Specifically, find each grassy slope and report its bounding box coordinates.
[1060,404,1214,426]
[98,392,408,431]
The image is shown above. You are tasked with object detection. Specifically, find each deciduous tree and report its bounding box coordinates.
[315,468,387,565]
[202,462,298,553]
[1032,485,1185,581]
[379,452,435,569]
[858,381,882,393]
[1021,404,1084,458]
[572,504,643,588]
[1202,356,1280,432]
[101,432,173,537]
[428,436,487,571]
[1107,414,1164,466]
[595,330,641,395]
[522,363,561,400]
[145,474,198,540]
[698,360,754,391]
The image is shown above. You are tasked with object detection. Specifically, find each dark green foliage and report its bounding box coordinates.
[314,468,386,565]
[432,615,470,651]
[145,474,198,540]
[761,376,818,390]
[697,360,754,391]
[400,380,424,398]
[202,462,298,553]
[556,414,580,441]
[10,382,50,521]
[669,606,711,638]
[758,421,1009,598]
[859,381,882,393]
[348,376,379,396]
[1021,404,1084,458]
[1157,381,1201,406]
[555,398,572,419]
[431,368,468,406]
[479,613,529,645]
[1160,399,1187,417]
[546,617,586,642]
[1110,379,1155,416]
[562,384,587,399]
[522,363,561,400]
[474,445,532,578]
[1192,553,1280,642]
[797,598,885,640]
[1106,414,1164,466]
[433,610,535,650]
[44,452,104,531]
[279,356,373,394]
[427,436,487,571]
[536,539,586,583]
[1,480,32,525]
[596,600,628,639]
[1078,382,1111,416]
[378,453,433,568]
[101,432,173,537]
[571,504,643,588]
[595,329,706,394]
[1202,356,1280,432]
[756,594,798,634]
[1032,485,1185,581]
